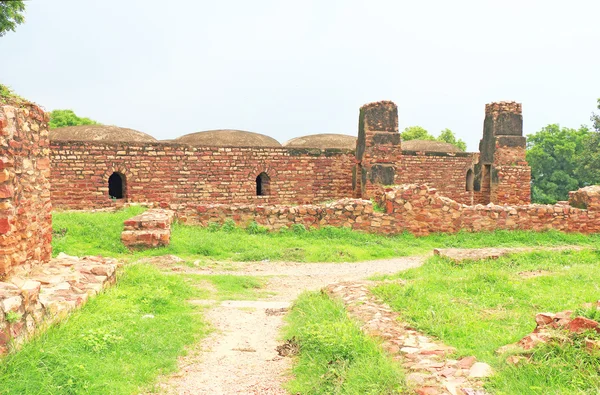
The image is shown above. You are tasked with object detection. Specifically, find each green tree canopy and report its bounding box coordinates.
[401,126,435,141]
[578,99,600,185]
[437,128,467,151]
[0,1,25,37]
[401,126,467,151]
[526,124,590,204]
[48,110,99,129]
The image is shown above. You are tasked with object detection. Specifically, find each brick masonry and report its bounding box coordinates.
[50,143,356,209]
[0,104,52,277]
[0,254,119,354]
[49,100,532,210]
[175,184,600,237]
[121,208,175,248]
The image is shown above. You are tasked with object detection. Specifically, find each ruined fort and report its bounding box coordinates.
[1,99,599,277]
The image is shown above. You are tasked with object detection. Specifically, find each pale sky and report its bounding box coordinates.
[1,0,599,150]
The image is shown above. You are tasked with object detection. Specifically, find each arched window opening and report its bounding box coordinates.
[256,172,270,196]
[108,172,125,199]
[466,169,474,191]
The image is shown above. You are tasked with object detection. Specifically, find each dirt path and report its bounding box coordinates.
[156,256,425,394]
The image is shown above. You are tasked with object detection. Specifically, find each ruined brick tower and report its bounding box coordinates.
[475,102,531,205]
[353,101,402,199]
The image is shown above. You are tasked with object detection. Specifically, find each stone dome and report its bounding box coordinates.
[402,139,462,152]
[175,129,281,147]
[50,125,157,143]
[283,134,357,150]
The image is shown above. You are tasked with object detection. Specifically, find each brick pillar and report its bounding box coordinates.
[0,103,52,277]
[353,101,402,199]
[475,101,531,205]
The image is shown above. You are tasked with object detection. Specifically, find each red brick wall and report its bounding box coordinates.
[50,141,355,209]
[398,151,477,205]
[177,184,600,237]
[0,104,52,277]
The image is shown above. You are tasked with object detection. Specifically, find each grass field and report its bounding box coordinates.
[0,264,207,394]
[371,249,600,394]
[282,292,405,394]
[52,207,600,263]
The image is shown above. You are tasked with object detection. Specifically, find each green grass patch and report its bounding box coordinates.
[283,291,404,394]
[372,249,600,394]
[0,264,208,395]
[186,274,269,300]
[53,208,600,263]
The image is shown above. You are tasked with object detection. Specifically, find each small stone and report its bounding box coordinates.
[506,355,527,365]
[406,372,427,386]
[585,338,600,352]
[142,314,155,319]
[457,356,477,369]
[468,362,493,378]
[535,312,556,327]
[415,386,441,395]
[567,317,599,333]
[400,346,420,354]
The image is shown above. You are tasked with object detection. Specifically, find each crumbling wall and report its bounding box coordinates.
[176,184,600,236]
[0,104,52,277]
[50,142,355,209]
[477,102,531,205]
[353,101,402,199]
[121,209,174,248]
[398,151,478,205]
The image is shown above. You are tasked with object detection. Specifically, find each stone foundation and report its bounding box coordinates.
[0,254,119,354]
[121,209,174,249]
[175,184,600,236]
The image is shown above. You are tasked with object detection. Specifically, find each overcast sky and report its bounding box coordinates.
[1,0,599,150]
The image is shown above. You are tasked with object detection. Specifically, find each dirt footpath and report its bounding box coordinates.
[157,257,425,395]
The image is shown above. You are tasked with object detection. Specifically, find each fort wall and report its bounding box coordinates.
[0,104,52,277]
[50,142,356,209]
[176,184,599,236]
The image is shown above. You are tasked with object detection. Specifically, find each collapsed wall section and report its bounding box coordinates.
[353,101,402,199]
[50,142,355,209]
[0,104,52,277]
[176,184,600,236]
[398,151,478,205]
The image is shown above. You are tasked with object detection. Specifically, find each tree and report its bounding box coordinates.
[401,126,435,141]
[526,124,590,203]
[0,1,26,37]
[401,126,467,151]
[437,128,467,151]
[48,110,99,129]
[578,99,600,185]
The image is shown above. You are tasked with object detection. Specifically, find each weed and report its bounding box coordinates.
[206,222,221,232]
[222,219,236,232]
[371,198,385,213]
[246,221,267,235]
[5,311,21,324]
[291,223,307,234]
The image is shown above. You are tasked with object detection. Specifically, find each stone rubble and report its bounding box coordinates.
[499,302,600,354]
[325,281,492,395]
[0,253,120,354]
[177,183,600,237]
[121,208,174,248]
[433,245,584,263]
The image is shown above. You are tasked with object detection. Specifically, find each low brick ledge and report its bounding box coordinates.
[121,209,174,249]
[0,253,121,354]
